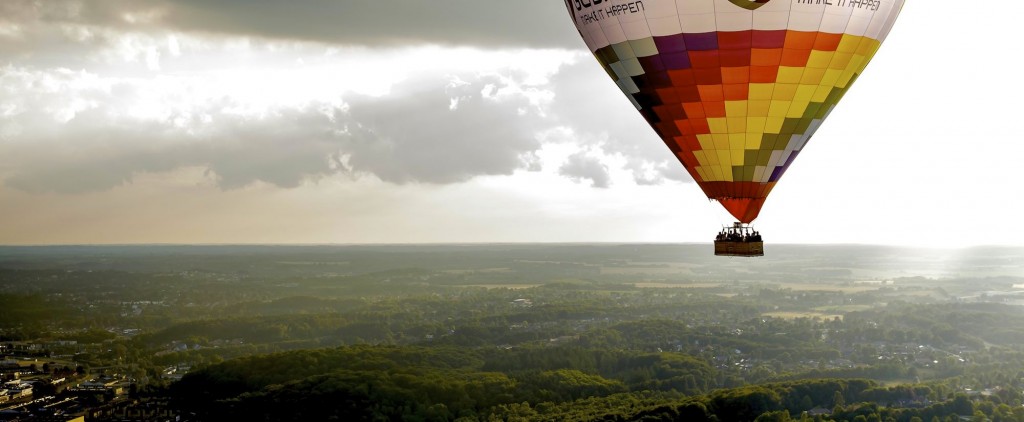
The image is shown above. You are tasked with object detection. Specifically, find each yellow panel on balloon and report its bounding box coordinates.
[708,118,728,134]
[820,69,842,87]
[713,134,730,150]
[836,35,861,54]
[806,51,834,69]
[811,85,833,103]
[725,101,747,117]
[776,67,803,84]
[746,117,767,132]
[745,133,762,150]
[749,84,774,100]
[729,133,746,151]
[793,85,817,102]
[786,101,810,119]
[697,135,715,151]
[768,101,791,117]
[727,117,747,132]
[748,101,771,117]
[730,149,745,166]
[829,53,854,70]
[765,117,785,134]
[693,150,709,166]
[772,84,798,100]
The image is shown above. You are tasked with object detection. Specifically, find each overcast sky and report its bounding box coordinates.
[1,0,1021,248]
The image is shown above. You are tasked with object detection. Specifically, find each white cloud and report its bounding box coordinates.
[0,45,601,193]
[1,20,690,195]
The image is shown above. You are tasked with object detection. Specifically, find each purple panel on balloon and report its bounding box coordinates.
[659,52,692,70]
[637,56,667,73]
[683,33,718,51]
[654,34,688,53]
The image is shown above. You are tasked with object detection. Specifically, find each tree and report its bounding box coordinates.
[951,394,974,416]
[755,410,792,422]
[834,391,846,408]
[800,395,814,411]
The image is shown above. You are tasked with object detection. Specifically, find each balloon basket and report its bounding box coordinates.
[714,222,763,257]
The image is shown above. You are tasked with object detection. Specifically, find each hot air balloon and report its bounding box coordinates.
[564,0,904,256]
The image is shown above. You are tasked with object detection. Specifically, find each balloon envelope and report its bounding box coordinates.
[565,0,904,222]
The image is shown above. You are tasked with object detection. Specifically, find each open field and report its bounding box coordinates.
[813,305,874,313]
[461,284,541,289]
[773,282,883,293]
[762,311,844,320]
[633,282,724,289]
[601,266,693,275]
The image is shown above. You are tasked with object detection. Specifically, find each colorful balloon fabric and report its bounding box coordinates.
[565,0,904,223]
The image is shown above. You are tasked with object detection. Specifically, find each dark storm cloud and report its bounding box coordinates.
[0,0,582,49]
[549,59,692,184]
[1,106,345,193]
[0,70,546,193]
[157,0,582,48]
[340,74,544,184]
[559,152,610,189]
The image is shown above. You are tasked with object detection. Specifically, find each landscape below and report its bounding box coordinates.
[2,244,1024,421]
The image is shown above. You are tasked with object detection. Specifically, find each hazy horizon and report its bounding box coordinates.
[4,241,1024,249]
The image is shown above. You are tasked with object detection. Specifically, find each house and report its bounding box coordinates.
[3,381,33,399]
[807,407,832,416]
[69,375,126,396]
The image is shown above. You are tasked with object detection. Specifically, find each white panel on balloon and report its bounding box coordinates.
[752,11,789,32]
[715,11,753,32]
[648,16,683,36]
[680,13,718,33]
[787,10,825,33]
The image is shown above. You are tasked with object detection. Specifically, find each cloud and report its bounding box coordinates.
[163,0,582,48]
[339,73,546,184]
[548,58,692,185]
[0,54,691,195]
[0,66,549,193]
[559,151,610,188]
[0,7,694,197]
[1,105,346,193]
[0,2,177,71]
[0,0,583,50]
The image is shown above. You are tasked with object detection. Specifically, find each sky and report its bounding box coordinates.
[0,0,1021,248]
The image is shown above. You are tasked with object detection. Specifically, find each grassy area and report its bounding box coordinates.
[600,266,693,275]
[460,284,541,289]
[632,282,724,289]
[775,282,882,293]
[762,311,844,321]
[813,305,875,313]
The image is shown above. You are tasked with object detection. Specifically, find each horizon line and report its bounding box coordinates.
[1,242,1021,250]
